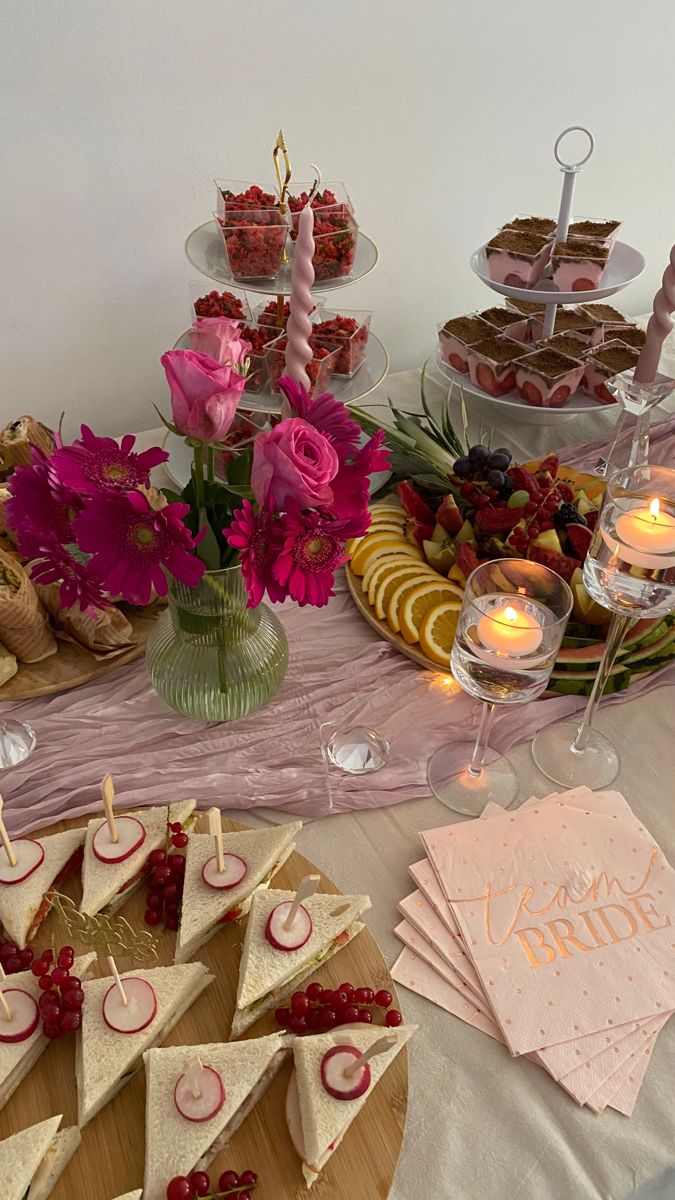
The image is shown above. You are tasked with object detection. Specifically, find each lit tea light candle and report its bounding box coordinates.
[614,497,675,556]
[476,603,544,656]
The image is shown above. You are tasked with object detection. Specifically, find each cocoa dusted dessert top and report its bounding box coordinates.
[504,216,557,237]
[569,219,621,239]
[442,315,493,343]
[477,307,518,329]
[540,335,585,359]
[469,336,523,364]
[553,239,609,263]
[577,303,627,323]
[551,310,596,333]
[507,299,546,315]
[613,326,647,349]
[486,229,550,258]
[517,348,583,380]
[590,341,640,373]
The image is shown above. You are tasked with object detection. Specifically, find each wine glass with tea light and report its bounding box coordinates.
[427,558,573,815]
[532,465,675,788]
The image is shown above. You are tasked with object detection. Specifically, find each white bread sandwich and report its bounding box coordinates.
[80,799,196,918]
[286,1024,416,1188]
[231,887,371,1038]
[76,959,212,1126]
[0,951,95,1112]
[0,826,85,948]
[0,1113,81,1200]
[143,1032,289,1200]
[111,1193,142,1200]
[175,819,301,963]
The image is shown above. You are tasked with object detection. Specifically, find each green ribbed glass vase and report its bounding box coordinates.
[146,565,288,721]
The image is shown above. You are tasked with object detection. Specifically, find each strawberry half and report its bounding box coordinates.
[566,523,593,560]
[529,545,581,583]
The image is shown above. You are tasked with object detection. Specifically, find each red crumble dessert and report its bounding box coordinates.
[568,219,621,248]
[217,208,288,280]
[477,307,520,330]
[502,216,557,238]
[540,333,587,358]
[515,348,585,408]
[240,324,272,393]
[506,298,546,315]
[288,185,353,218]
[580,339,640,405]
[551,239,610,292]
[265,337,339,397]
[218,183,278,211]
[289,210,358,281]
[466,335,525,397]
[439,315,494,373]
[312,311,371,376]
[193,289,246,320]
[256,299,291,330]
[485,229,551,288]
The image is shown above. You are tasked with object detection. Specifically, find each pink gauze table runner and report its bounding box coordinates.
[3,416,675,835]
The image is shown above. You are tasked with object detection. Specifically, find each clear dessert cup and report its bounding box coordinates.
[551,239,610,292]
[438,314,494,373]
[238,322,274,394]
[190,281,252,324]
[515,348,585,408]
[264,336,339,398]
[252,294,326,333]
[501,214,557,240]
[567,218,622,249]
[311,309,372,377]
[539,332,588,358]
[485,229,552,288]
[529,310,596,343]
[291,209,359,282]
[215,208,289,282]
[466,335,524,397]
[214,179,279,220]
[580,340,640,406]
[287,182,354,219]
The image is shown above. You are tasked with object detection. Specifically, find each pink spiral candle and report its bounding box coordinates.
[284,201,315,389]
[634,244,675,383]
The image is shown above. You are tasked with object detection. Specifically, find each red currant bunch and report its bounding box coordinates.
[144,823,188,932]
[31,946,83,1037]
[275,981,402,1035]
[0,939,34,975]
[166,1167,258,1199]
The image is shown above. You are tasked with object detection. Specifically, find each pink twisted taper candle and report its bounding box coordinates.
[284,200,315,389]
[634,244,675,383]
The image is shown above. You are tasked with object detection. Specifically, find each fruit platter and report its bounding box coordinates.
[345,441,675,695]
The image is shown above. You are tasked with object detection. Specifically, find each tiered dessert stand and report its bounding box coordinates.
[433,127,647,425]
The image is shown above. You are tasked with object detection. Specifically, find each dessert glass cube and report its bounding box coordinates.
[191,283,251,323]
[502,215,557,239]
[539,333,588,358]
[215,208,288,281]
[265,336,339,397]
[214,180,278,220]
[505,298,546,316]
[551,239,610,292]
[466,335,524,397]
[485,229,552,288]
[291,210,359,282]
[515,348,585,408]
[438,314,494,373]
[311,310,371,377]
[239,323,273,394]
[287,182,354,219]
[253,294,326,332]
[477,306,521,331]
[568,219,621,249]
[580,339,640,405]
[610,326,646,351]
[529,309,596,343]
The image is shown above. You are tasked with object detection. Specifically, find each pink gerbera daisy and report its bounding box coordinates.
[73,490,204,606]
[224,499,287,608]
[278,376,362,462]
[21,531,109,614]
[272,507,349,607]
[51,425,168,497]
[5,448,82,552]
[326,428,390,530]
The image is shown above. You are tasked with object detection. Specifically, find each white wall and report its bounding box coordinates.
[1,0,674,437]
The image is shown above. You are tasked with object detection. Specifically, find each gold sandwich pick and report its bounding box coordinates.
[48,892,159,963]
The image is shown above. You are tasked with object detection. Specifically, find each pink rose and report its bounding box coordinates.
[251,417,339,511]
[161,349,248,443]
[188,317,251,366]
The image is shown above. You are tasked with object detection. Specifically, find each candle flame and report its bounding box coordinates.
[504,605,518,623]
[649,497,660,519]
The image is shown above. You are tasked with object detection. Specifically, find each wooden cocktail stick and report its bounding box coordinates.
[0,964,12,1022]
[0,796,17,869]
[207,808,225,874]
[284,874,320,931]
[107,955,128,1007]
[343,1034,397,1078]
[185,1055,204,1100]
[101,774,118,845]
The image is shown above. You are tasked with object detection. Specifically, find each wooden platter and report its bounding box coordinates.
[345,564,445,676]
[0,814,408,1200]
[0,606,161,702]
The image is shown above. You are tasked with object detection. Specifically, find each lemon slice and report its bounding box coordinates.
[350,537,422,577]
[373,563,437,618]
[348,531,407,574]
[419,602,461,666]
[362,554,429,600]
[399,581,462,645]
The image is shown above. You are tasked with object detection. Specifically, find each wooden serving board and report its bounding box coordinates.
[0,815,408,1200]
[0,606,161,702]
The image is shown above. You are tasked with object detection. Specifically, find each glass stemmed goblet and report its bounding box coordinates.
[427,559,573,816]
[532,465,675,789]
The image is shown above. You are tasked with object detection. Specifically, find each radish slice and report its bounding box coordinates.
[102,977,157,1034]
[285,1070,306,1159]
[201,853,248,891]
[0,839,45,886]
[174,1064,225,1123]
[265,902,312,951]
[0,989,40,1043]
[92,816,146,864]
[320,1045,371,1101]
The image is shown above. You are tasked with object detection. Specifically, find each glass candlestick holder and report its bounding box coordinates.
[427,559,572,816]
[596,372,675,477]
[532,465,675,789]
